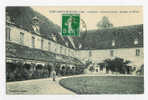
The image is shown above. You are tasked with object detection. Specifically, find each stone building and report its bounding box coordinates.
[77,24,143,73]
[6,9,143,76]
[6,15,82,68]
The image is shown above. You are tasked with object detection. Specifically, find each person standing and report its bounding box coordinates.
[51,70,56,81]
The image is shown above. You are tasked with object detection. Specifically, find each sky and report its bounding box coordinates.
[32,6,143,30]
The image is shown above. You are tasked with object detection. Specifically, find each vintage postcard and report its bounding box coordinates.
[5,6,143,95]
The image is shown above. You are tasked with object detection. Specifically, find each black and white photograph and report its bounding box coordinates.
[5,6,144,95]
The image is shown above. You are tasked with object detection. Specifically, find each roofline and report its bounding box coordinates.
[77,47,143,51]
[87,24,143,32]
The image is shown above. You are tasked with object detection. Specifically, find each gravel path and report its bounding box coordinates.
[6,78,75,95]
[6,74,142,95]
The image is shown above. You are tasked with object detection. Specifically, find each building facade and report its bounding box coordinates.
[6,16,81,68]
[6,15,144,75]
[78,47,143,70]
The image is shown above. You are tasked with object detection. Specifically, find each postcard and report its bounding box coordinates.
[5,6,143,95]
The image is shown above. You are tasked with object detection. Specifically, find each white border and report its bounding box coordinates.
[0,0,147,100]
[0,0,144,6]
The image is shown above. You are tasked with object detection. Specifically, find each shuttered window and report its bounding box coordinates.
[41,39,44,49]
[20,32,24,45]
[32,36,35,48]
[136,49,140,56]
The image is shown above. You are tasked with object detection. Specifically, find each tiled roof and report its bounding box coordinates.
[76,24,143,50]
[6,7,143,50]
[6,7,75,49]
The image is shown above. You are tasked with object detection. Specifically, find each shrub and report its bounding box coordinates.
[103,57,132,74]
[6,61,85,82]
[55,63,61,76]
[6,62,53,82]
[89,66,95,72]
[136,64,144,75]
[61,66,66,76]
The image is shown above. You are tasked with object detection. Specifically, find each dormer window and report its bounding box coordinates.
[32,16,40,34]
[65,42,69,47]
[32,25,40,33]
[112,40,115,47]
[51,34,57,41]
[134,38,138,45]
[79,43,82,49]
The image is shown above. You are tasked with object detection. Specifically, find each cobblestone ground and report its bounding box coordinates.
[6,78,75,95]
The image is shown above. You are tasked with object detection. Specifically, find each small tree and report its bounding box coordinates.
[97,16,113,29]
[103,57,131,74]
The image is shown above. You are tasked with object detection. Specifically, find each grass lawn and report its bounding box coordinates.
[59,76,144,94]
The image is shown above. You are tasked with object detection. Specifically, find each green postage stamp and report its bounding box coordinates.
[62,14,80,36]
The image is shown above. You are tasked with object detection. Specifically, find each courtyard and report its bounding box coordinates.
[6,74,144,95]
[60,75,144,94]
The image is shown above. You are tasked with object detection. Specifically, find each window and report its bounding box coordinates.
[48,42,51,51]
[110,50,114,57]
[32,36,35,48]
[64,48,67,55]
[60,46,63,54]
[112,40,115,47]
[68,49,70,56]
[96,69,98,72]
[134,38,138,45]
[6,28,11,41]
[54,47,57,53]
[71,51,74,57]
[89,50,92,57]
[136,49,140,56]
[41,39,44,49]
[20,32,24,45]
[32,25,40,34]
[32,17,40,34]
